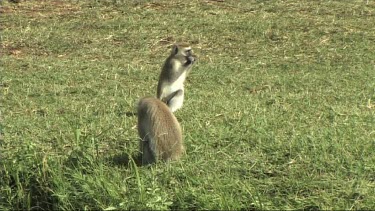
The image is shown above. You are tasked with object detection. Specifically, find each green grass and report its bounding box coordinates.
[1,0,375,210]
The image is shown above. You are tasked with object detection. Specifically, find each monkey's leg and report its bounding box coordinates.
[166,89,184,112]
[140,137,156,165]
[139,117,156,165]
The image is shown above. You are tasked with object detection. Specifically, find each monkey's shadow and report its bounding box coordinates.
[125,111,137,117]
[107,111,141,167]
[108,152,143,167]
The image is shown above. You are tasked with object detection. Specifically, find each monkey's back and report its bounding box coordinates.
[137,97,184,163]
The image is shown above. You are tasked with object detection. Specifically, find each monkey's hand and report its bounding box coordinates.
[186,55,197,65]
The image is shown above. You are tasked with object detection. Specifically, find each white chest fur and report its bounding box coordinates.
[164,71,186,96]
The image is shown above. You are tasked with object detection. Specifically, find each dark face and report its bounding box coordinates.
[185,54,196,66]
[171,44,197,66]
[183,48,197,65]
[185,49,192,57]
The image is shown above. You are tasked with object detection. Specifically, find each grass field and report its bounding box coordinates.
[1,0,375,210]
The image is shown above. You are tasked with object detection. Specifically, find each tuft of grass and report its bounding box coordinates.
[1,0,375,210]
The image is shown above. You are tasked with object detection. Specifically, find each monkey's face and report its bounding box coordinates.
[172,44,197,66]
[185,54,196,65]
[182,49,197,65]
[183,48,192,56]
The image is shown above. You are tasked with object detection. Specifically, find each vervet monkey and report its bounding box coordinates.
[137,97,184,165]
[157,43,197,112]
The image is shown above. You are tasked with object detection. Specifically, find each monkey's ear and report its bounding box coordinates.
[171,44,179,55]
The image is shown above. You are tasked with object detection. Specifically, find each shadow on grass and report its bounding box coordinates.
[303,205,320,211]
[107,152,143,168]
[125,111,137,117]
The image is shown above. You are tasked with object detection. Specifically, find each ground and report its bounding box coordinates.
[1,0,375,210]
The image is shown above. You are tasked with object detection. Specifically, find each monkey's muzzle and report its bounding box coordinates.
[187,55,197,65]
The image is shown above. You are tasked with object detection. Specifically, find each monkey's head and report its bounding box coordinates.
[171,43,197,66]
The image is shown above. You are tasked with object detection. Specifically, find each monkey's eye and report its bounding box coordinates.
[185,49,192,55]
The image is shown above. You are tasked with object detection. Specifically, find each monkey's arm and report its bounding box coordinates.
[162,89,183,105]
